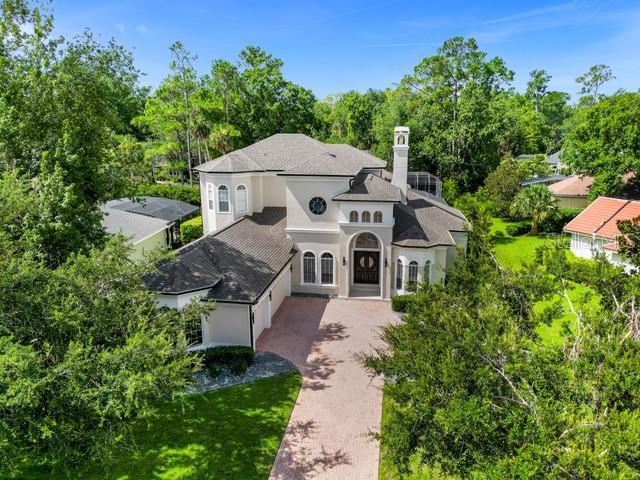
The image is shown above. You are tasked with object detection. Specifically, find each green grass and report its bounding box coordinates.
[489,218,599,346]
[17,372,301,480]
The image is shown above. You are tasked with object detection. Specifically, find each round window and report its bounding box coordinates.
[308,197,327,215]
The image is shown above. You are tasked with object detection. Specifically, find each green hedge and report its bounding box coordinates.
[200,346,255,376]
[180,216,203,244]
[539,207,583,234]
[506,221,531,236]
[391,294,415,313]
[135,183,201,206]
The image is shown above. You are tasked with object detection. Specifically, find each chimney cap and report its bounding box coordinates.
[394,126,410,134]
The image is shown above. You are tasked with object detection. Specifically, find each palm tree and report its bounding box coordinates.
[511,185,558,235]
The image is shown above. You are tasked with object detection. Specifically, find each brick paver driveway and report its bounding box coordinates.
[257,296,394,480]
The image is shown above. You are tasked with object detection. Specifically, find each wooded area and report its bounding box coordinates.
[2,0,640,477]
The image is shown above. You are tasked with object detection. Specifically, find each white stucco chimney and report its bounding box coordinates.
[392,126,409,200]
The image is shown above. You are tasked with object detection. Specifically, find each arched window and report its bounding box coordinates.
[373,211,382,223]
[396,259,403,290]
[218,185,230,213]
[361,211,371,223]
[424,260,431,284]
[302,252,316,284]
[349,210,359,222]
[207,184,215,210]
[355,232,379,249]
[408,261,419,283]
[397,134,405,145]
[320,252,334,285]
[236,184,247,213]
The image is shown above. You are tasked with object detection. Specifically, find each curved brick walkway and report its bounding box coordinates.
[257,296,394,480]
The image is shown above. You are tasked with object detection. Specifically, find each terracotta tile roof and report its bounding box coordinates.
[563,196,640,239]
[603,242,620,252]
[548,175,594,197]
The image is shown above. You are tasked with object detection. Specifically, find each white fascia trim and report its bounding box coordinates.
[286,227,341,234]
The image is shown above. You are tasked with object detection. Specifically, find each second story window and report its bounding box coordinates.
[396,259,403,290]
[218,185,230,213]
[349,210,359,222]
[373,211,382,223]
[236,185,247,213]
[361,211,371,223]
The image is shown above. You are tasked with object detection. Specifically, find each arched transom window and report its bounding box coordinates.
[320,252,334,285]
[396,259,403,290]
[408,261,419,283]
[218,185,230,213]
[303,252,316,284]
[349,210,359,222]
[236,184,247,213]
[373,211,382,223]
[361,211,371,223]
[355,232,379,249]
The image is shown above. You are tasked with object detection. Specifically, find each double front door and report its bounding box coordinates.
[353,251,379,284]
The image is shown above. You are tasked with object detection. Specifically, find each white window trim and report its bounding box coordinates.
[407,261,419,284]
[319,250,336,287]
[217,184,231,214]
[301,250,317,285]
[236,183,248,213]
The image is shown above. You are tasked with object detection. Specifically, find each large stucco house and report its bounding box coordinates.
[146,127,468,349]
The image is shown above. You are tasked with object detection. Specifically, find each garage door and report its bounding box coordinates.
[270,266,290,317]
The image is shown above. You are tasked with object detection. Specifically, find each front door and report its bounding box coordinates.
[354,251,379,284]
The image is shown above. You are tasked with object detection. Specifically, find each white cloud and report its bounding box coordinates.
[135,24,148,34]
[115,23,125,32]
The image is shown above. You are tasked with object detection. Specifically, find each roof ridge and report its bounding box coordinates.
[593,199,630,235]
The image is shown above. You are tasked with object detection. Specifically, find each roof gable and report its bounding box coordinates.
[564,197,640,238]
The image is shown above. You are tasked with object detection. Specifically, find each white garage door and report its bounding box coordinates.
[270,266,290,317]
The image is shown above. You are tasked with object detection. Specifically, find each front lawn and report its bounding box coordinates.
[17,372,301,480]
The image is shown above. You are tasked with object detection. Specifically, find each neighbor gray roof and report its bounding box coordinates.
[194,133,385,176]
[393,190,468,248]
[101,202,169,244]
[521,174,568,186]
[107,196,198,223]
[145,208,295,302]
[333,172,402,202]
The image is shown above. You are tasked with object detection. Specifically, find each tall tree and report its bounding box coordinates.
[576,64,615,105]
[563,92,640,197]
[526,69,551,113]
[169,41,198,185]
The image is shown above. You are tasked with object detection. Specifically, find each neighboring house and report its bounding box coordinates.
[517,151,563,174]
[101,196,199,260]
[564,196,640,272]
[521,174,568,187]
[145,127,469,349]
[548,175,594,209]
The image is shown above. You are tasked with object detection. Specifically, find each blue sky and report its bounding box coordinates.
[53,0,640,100]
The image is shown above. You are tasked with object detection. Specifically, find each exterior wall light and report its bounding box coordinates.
[342,257,347,266]
[384,258,389,268]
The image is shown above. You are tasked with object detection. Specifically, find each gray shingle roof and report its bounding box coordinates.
[101,202,169,243]
[194,133,385,176]
[145,208,295,302]
[333,172,402,202]
[393,190,468,248]
[107,197,198,223]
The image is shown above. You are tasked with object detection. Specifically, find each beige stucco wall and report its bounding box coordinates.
[262,174,286,207]
[290,231,341,297]
[131,229,168,260]
[201,172,257,234]
[392,246,446,295]
[556,196,588,209]
[203,302,252,347]
[285,177,351,232]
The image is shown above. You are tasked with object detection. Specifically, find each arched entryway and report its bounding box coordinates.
[348,231,383,298]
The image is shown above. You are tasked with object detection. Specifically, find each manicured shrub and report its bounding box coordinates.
[200,346,255,376]
[494,230,505,237]
[505,221,530,236]
[391,294,415,313]
[180,216,203,244]
[135,182,201,206]
[539,207,583,234]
